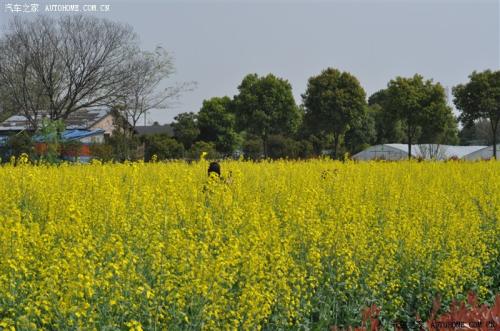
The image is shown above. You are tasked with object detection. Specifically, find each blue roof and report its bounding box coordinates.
[33,129,105,142]
[62,129,105,140]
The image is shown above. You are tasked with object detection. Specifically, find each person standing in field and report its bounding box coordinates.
[208,162,221,178]
[206,161,232,186]
[203,161,222,194]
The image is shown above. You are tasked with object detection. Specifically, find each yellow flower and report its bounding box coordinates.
[0,160,497,329]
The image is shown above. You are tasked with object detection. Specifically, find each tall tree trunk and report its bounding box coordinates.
[407,126,412,159]
[333,133,339,160]
[262,133,268,159]
[492,120,498,160]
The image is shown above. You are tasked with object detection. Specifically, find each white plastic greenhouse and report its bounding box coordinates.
[352,144,488,161]
[462,145,500,161]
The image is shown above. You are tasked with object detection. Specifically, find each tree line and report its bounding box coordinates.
[0,15,498,161]
[162,69,499,160]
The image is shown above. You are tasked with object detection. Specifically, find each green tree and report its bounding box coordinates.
[459,119,500,145]
[383,74,452,158]
[267,134,300,159]
[302,68,366,158]
[197,96,241,155]
[89,143,114,162]
[242,134,263,160]
[1,132,34,160]
[143,134,184,161]
[172,112,200,150]
[344,106,377,155]
[187,141,218,160]
[296,139,315,159]
[38,118,65,163]
[233,73,301,157]
[107,130,141,161]
[368,90,405,144]
[419,111,459,145]
[453,70,500,159]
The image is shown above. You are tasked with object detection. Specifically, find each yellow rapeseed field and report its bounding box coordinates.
[0,159,498,330]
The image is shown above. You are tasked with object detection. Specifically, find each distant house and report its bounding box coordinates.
[0,108,121,161]
[33,129,106,162]
[0,108,115,138]
[135,122,174,137]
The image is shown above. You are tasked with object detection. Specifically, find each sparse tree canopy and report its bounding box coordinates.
[453,70,500,159]
[119,47,195,130]
[0,15,138,128]
[302,68,366,158]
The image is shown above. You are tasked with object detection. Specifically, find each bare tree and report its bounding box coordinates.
[417,144,447,160]
[0,29,49,128]
[117,47,195,131]
[0,15,138,128]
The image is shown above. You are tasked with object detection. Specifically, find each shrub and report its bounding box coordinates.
[60,140,83,162]
[187,140,218,160]
[242,136,263,160]
[89,143,114,162]
[0,132,34,161]
[107,131,141,161]
[143,134,184,161]
[267,134,300,159]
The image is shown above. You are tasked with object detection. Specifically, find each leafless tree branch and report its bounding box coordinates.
[0,15,139,128]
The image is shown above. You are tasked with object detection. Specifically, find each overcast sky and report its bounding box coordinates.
[1,0,499,124]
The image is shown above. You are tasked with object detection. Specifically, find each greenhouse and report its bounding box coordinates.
[352,144,487,161]
[462,145,500,160]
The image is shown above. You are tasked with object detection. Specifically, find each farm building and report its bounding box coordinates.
[33,129,106,162]
[0,108,116,161]
[352,144,487,161]
[0,108,115,138]
[462,145,500,160]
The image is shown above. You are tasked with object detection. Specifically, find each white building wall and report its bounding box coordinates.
[78,134,105,144]
[90,115,114,136]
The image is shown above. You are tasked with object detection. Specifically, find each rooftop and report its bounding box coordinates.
[384,144,487,158]
[0,108,110,132]
[353,144,489,160]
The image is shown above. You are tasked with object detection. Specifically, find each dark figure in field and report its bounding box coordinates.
[208,162,221,177]
[206,161,232,185]
[204,162,223,194]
